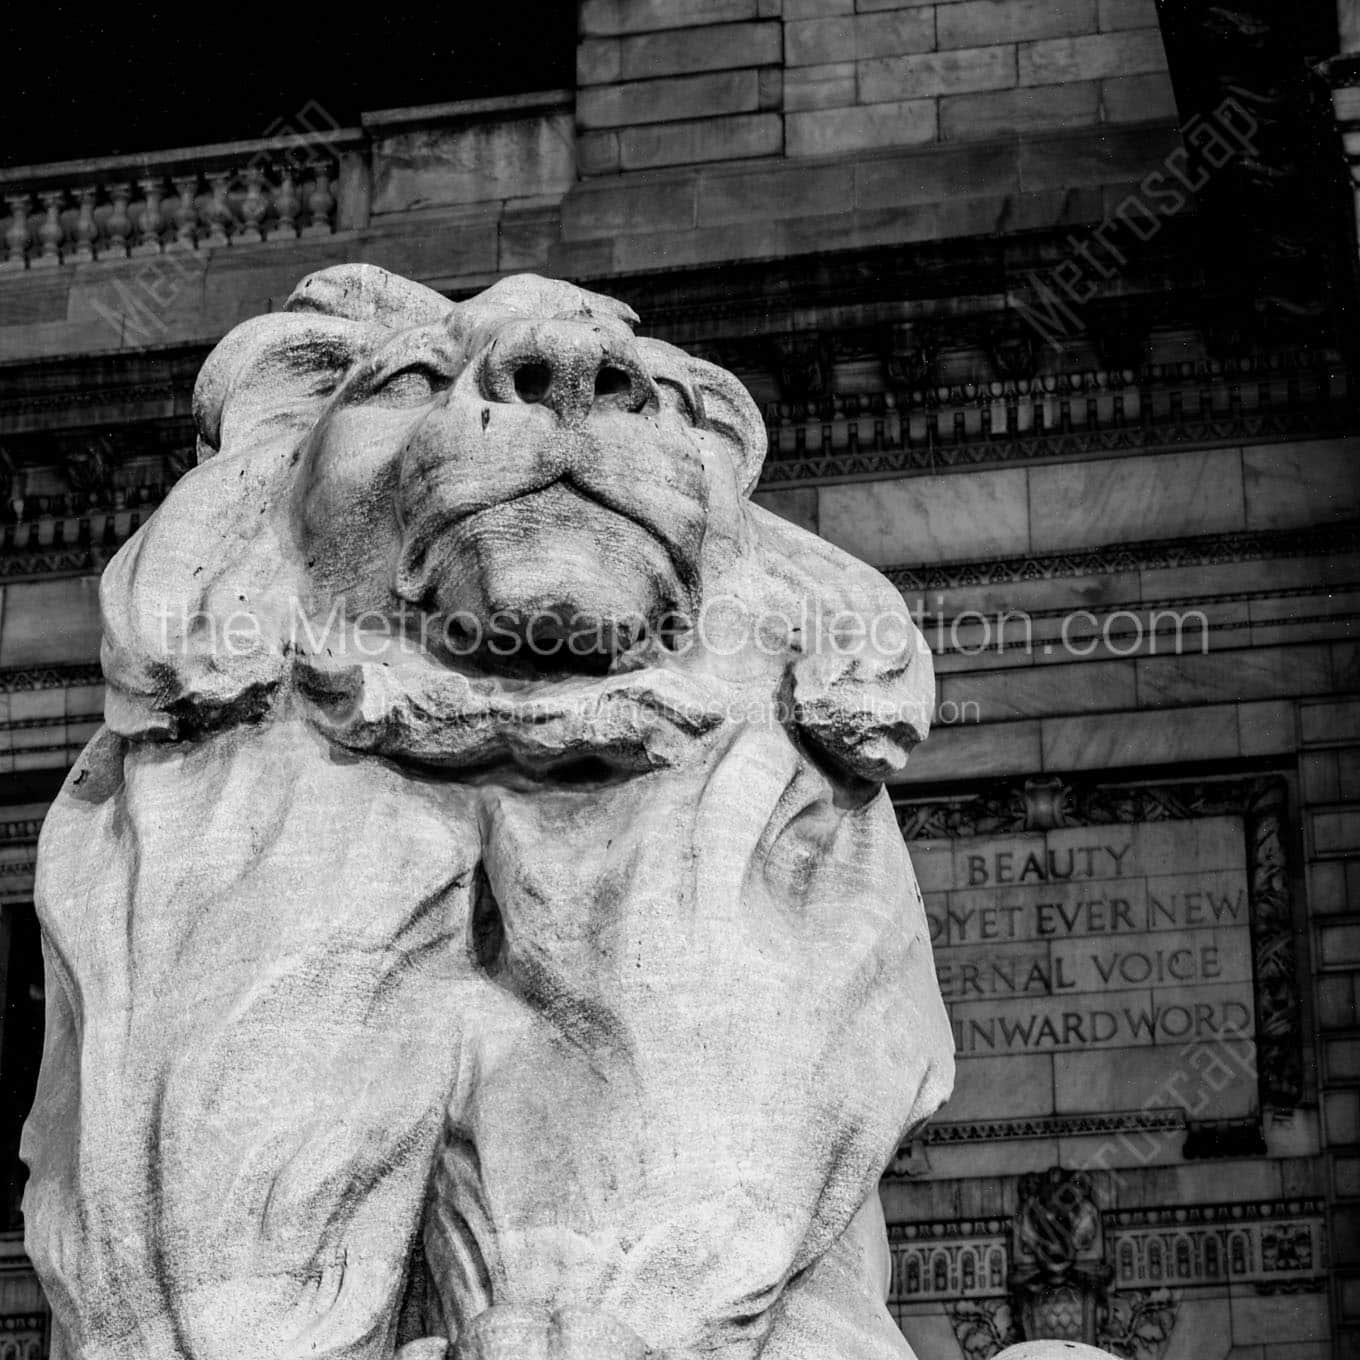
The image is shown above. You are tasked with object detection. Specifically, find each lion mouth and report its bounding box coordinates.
[397,480,702,679]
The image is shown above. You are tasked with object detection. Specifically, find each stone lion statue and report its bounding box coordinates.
[23,266,955,1360]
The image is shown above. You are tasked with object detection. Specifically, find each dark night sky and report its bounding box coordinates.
[5,3,577,167]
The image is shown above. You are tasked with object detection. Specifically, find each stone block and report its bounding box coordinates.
[1101,71,1178,123]
[577,129,621,175]
[544,236,618,279]
[944,1052,1055,1119]
[608,191,1059,273]
[1308,863,1348,915]
[1337,1154,1360,1198]
[1099,0,1158,29]
[857,8,939,58]
[1134,644,1332,709]
[855,140,1017,207]
[1040,703,1240,770]
[786,0,852,14]
[1315,977,1356,1030]
[1314,813,1360,860]
[1329,1090,1360,1146]
[859,44,1018,103]
[1236,698,1295,757]
[940,81,1100,139]
[355,219,501,291]
[940,660,1137,720]
[1302,751,1341,803]
[1341,746,1360,799]
[1244,437,1360,531]
[1327,1037,1360,1081]
[1301,698,1360,746]
[752,487,819,532]
[787,98,937,156]
[938,0,1097,49]
[786,15,858,65]
[496,205,561,274]
[1017,122,1178,190]
[925,1136,1061,1179]
[888,717,1043,783]
[698,161,854,224]
[1054,1042,1256,1117]
[1230,1291,1329,1345]
[619,21,782,79]
[821,468,1029,566]
[787,8,935,65]
[580,0,758,35]
[619,112,782,171]
[1018,28,1168,87]
[0,577,102,668]
[858,0,936,9]
[784,61,857,110]
[578,69,759,129]
[0,273,70,327]
[561,175,699,239]
[1028,448,1245,553]
[893,1316,962,1360]
[578,37,622,86]
[369,111,576,214]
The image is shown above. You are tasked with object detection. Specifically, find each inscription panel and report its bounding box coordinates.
[912,817,1258,1119]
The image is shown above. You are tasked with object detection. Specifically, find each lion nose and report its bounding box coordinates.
[479,319,654,422]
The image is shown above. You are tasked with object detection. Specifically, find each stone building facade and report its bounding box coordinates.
[1,1,1359,1356]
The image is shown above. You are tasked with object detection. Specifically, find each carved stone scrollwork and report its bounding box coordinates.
[987,317,1039,383]
[62,437,115,506]
[881,322,938,391]
[1009,1168,1112,1345]
[950,1298,1020,1359]
[1099,1288,1177,1359]
[770,333,836,403]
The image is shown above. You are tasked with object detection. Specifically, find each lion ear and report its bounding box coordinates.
[193,312,370,460]
[285,263,452,330]
[472,273,640,330]
[689,357,767,497]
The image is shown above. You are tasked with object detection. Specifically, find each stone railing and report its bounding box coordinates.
[0,127,367,269]
[0,90,576,274]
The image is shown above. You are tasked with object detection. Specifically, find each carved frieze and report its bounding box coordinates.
[894,774,1303,1115]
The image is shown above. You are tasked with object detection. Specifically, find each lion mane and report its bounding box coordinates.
[23,266,951,1360]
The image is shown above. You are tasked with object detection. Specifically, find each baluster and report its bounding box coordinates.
[172,175,200,249]
[239,165,267,243]
[302,159,335,236]
[33,190,64,267]
[105,184,132,258]
[272,163,299,241]
[3,194,31,269]
[202,172,233,248]
[72,187,98,262]
[133,177,164,254]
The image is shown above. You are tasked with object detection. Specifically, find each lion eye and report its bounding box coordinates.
[368,364,450,408]
[655,376,702,426]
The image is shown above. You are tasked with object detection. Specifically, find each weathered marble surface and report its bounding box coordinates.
[23,266,953,1359]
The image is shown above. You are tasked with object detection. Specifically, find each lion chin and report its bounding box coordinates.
[398,481,697,676]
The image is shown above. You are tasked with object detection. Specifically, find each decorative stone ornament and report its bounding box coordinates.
[23,266,955,1360]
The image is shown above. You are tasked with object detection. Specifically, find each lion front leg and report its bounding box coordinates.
[23,722,485,1360]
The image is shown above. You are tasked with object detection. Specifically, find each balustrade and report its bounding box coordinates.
[0,152,345,270]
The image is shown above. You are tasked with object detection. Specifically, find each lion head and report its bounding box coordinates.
[25,267,951,1360]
